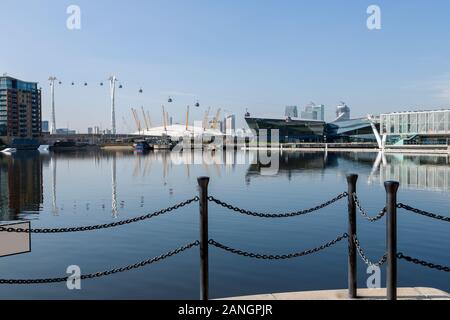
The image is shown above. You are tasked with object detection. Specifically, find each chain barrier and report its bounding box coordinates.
[208,233,348,260]
[208,193,348,218]
[353,236,387,267]
[0,241,200,284]
[397,253,450,272]
[397,203,450,223]
[0,197,199,234]
[352,193,386,222]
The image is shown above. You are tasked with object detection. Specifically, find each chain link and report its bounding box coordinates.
[353,236,387,267]
[0,197,199,234]
[352,193,386,222]
[0,241,200,284]
[208,193,348,218]
[208,233,348,260]
[397,253,450,272]
[397,203,450,222]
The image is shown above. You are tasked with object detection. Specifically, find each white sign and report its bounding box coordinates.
[0,222,31,258]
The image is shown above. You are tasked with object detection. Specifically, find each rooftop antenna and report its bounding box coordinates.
[49,76,57,134]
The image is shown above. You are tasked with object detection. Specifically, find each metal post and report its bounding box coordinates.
[385,181,399,301]
[347,174,358,298]
[198,177,210,301]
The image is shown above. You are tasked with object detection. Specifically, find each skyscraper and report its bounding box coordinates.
[285,106,298,118]
[224,115,236,135]
[301,102,325,121]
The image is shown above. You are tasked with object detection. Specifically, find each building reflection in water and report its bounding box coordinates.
[1,149,448,220]
[369,153,450,192]
[246,151,330,183]
[0,152,44,220]
[51,157,58,215]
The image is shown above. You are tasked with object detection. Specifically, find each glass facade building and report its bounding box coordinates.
[381,110,449,135]
[380,110,450,145]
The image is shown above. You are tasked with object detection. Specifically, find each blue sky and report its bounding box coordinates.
[1,0,450,132]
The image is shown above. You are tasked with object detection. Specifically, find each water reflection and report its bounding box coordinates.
[0,150,449,220]
[0,152,44,220]
[369,153,450,192]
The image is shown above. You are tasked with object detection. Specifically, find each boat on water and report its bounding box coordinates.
[133,141,152,152]
[9,138,41,151]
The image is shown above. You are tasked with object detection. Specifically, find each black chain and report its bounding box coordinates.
[0,241,200,284]
[397,253,450,272]
[353,236,387,267]
[208,193,348,218]
[397,203,450,222]
[208,233,348,260]
[352,193,386,222]
[0,197,199,234]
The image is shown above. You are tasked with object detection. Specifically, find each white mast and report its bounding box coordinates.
[49,76,57,134]
[109,76,118,134]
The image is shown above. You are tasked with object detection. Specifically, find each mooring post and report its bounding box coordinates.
[198,177,210,301]
[385,181,399,301]
[346,174,358,299]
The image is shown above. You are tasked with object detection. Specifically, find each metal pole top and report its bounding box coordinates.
[197,177,210,188]
[384,181,400,193]
[346,174,358,184]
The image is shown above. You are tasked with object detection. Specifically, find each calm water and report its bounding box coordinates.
[0,150,449,299]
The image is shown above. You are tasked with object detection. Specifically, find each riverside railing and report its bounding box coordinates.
[0,175,448,300]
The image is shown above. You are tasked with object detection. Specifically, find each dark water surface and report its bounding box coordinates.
[0,150,448,299]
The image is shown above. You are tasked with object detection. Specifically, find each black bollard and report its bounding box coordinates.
[385,181,399,301]
[198,177,210,301]
[347,174,358,299]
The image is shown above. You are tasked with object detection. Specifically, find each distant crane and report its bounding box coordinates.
[146,110,152,129]
[211,108,222,130]
[141,106,149,131]
[131,108,142,133]
[203,107,211,130]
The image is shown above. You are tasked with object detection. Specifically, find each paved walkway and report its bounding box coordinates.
[221,288,449,300]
